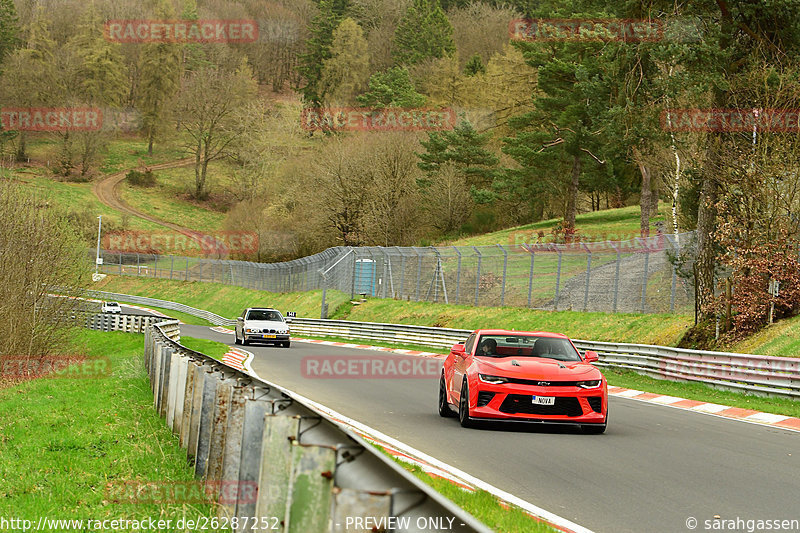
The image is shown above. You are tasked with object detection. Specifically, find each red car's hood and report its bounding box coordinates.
[475,356,601,380]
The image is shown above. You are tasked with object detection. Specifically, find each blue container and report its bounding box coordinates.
[354,259,376,296]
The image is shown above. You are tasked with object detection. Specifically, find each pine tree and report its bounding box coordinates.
[0,8,56,162]
[356,67,426,108]
[138,0,182,155]
[298,0,349,107]
[70,9,127,108]
[417,120,498,197]
[0,0,18,66]
[463,54,485,76]
[393,0,455,66]
[320,18,370,105]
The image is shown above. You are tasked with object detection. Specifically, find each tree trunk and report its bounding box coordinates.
[633,146,651,237]
[650,175,659,217]
[565,154,580,231]
[147,129,154,157]
[193,140,202,199]
[695,173,718,323]
[15,132,27,163]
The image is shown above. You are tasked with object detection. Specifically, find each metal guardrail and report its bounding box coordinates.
[86,290,236,326]
[72,311,166,333]
[145,320,491,533]
[288,318,800,400]
[88,290,800,399]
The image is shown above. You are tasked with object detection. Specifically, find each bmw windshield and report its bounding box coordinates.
[474,335,582,362]
[246,310,283,321]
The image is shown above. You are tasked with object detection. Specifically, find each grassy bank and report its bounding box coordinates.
[0,329,223,529]
[93,276,692,346]
[447,205,668,247]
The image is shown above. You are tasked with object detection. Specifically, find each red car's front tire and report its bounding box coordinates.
[458,380,475,428]
[438,376,455,417]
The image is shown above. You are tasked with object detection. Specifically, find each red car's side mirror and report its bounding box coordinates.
[451,343,466,356]
[584,350,599,363]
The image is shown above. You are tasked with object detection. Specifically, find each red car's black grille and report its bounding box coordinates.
[587,396,603,413]
[504,378,582,387]
[477,391,495,407]
[499,395,583,417]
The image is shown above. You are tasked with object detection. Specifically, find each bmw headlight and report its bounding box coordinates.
[479,374,510,384]
[576,380,601,389]
[245,328,255,333]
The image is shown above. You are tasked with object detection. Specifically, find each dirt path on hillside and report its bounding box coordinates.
[92,158,198,237]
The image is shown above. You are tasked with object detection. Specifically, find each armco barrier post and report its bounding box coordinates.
[166,348,181,428]
[187,362,212,460]
[234,391,274,526]
[194,367,221,477]
[218,383,250,521]
[255,415,301,525]
[284,443,337,532]
[172,352,189,435]
[158,346,173,419]
[150,339,164,411]
[205,376,236,481]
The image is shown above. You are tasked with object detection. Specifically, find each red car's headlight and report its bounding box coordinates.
[577,380,602,389]
[478,374,509,384]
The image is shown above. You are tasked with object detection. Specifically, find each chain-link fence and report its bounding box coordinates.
[94,232,696,317]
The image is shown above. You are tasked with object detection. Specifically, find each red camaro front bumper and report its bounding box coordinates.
[468,380,607,424]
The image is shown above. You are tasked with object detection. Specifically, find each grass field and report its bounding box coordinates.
[0,329,224,529]
[119,162,233,233]
[447,205,669,247]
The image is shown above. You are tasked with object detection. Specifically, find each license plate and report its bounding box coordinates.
[532,396,555,405]
[263,334,276,339]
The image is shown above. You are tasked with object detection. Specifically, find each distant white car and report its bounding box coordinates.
[235,307,291,347]
[101,301,122,314]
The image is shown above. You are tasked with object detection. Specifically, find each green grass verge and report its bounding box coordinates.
[447,205,668,247]
[93,276,691,346]
[376,448,556,532]
[179,337,230,360]
[0,329,225,529]
[336,298,691,346]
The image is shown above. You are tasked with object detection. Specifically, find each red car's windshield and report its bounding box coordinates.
[474,335,582,362]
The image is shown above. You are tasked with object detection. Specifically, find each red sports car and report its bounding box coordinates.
[438,329,607,433]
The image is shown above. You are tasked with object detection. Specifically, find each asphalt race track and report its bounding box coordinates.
[179,324,799,533]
